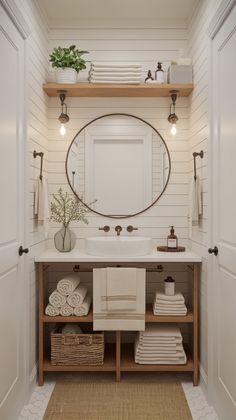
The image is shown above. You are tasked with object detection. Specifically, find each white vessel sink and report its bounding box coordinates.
[85,236,152,257]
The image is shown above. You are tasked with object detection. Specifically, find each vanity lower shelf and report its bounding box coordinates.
[42,343,193,374]
[42,305,194,324]
[43,344,116,372]
[36,258,200,386]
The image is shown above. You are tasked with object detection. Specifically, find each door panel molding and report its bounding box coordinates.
[208,0,236,39]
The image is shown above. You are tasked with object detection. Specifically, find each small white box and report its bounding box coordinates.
[168,64,193,84]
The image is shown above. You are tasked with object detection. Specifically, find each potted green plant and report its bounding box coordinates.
[49,45,89,83]
[50,188,89,252]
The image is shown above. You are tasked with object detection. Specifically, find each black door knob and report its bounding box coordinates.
[208,246,218,256]
[18,246,29,256]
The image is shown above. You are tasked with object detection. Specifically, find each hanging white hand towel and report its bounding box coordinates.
[106,267,137,311]
[93,268,145,331]
[189,175,202,235]
[34,176,49,221]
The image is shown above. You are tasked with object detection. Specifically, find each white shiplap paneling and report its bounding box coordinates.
[18,0,49,386]
[187,0,222,382]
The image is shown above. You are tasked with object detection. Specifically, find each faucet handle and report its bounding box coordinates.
[115,225,122,236]
[98,225,110,232]
[127,225,138,233]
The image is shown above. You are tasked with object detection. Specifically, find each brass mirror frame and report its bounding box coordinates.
[65,113,171,219]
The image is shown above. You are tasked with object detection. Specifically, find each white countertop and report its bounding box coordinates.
[35,249,202,263]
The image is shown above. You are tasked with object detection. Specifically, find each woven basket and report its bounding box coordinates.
[51,329,104,366]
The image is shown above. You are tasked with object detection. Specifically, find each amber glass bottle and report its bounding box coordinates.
[167,226,178,249]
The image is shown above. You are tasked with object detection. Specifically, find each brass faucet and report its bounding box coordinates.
[115,225,122,236]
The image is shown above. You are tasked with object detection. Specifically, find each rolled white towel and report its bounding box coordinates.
[57,274,80,296]
[49,290,66,308]
[61,323,83,334]
[45,304,60,316]
[60,303,74,317]
[73,295,92,316]
[67,285,88,308]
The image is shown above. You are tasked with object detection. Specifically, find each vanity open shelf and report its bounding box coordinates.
[43,82,193,97]
[36,251,200,386]
[42,306,193,324]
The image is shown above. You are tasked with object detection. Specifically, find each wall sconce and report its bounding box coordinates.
[58,90,69,136]
[168,90,179,136]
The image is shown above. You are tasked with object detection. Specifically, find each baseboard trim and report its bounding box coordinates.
[29,363,38,384]
[199,364,208,397]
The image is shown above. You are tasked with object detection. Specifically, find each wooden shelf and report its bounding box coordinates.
[120,343,193,372]
[145,304,193,323]
[37,261,199,385]
[42,306,193,324]
[43,344,116,372]
[42,308,93,323]
[43,83,193,97]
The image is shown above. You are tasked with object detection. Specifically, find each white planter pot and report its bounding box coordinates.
[56,68,78,83]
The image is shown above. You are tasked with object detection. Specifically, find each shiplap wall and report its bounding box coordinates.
[44,24,192,345]
[187,0,221,382]
[17,0,49,384]
[47,26,189,249]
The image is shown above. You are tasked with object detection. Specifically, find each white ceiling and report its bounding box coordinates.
[39,0,199,25]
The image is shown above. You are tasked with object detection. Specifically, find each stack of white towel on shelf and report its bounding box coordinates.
[153,291,187,316]
[135,325,186,365]
[45,274,92,317]
[93,267,145,331]
[89,62,142,84]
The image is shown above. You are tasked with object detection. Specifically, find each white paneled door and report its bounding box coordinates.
[0,4,26,420]
[210,4,236,420]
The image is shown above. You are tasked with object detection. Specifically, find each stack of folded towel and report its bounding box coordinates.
[93,267,145,331]
[135,325,186,364]
[45,274,92,317]
[89,62,142,84]
[153,291,187,316]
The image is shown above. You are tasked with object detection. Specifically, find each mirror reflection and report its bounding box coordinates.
[66,114,171,218]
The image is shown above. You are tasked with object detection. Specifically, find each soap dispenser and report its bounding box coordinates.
[145,70,154,83]
[167,226,178,249]
[155,62,164,84]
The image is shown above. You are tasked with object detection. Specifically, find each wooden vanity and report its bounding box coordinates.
[35,249,201,386]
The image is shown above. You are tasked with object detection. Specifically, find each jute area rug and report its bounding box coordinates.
[43,380,192,420]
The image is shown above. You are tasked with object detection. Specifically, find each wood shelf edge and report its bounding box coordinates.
[43,83,193,97]
[42,306,193,324]
[42,309,93,323]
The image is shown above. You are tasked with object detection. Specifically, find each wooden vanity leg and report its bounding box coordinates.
[38,263,44,386]
[116,331,121,382]
[193,263,199,386]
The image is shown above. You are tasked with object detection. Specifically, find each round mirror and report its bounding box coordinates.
[66,114,171,218]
